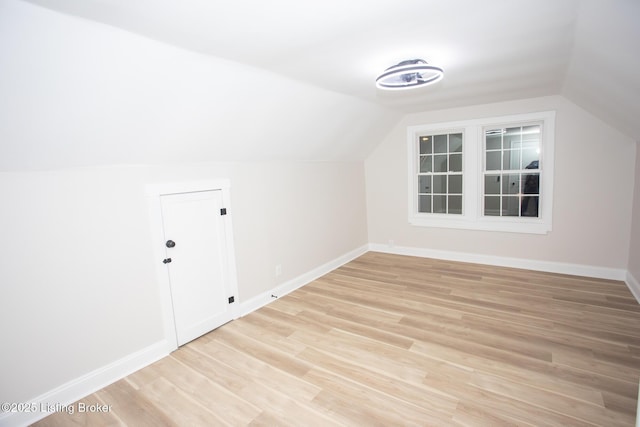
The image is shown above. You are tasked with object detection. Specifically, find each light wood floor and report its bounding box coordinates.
[35,252,640,426]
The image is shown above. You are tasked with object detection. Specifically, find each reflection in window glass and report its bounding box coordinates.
[420,155,432,173]
[486,132,502,150]
[485,175,500,194]
[418,176,431,193]
[448,196,462,214]
[420,136,432,154]
[449,175,463,193]
[434,135,448,153]
[486,151,501,170]
[449,154,462,172]
[502,174,520,194]
[483,124,541,217]
[418,195,431,213]
[522,149,538,169]
[449,134,463,152]
[433,155,448,173]
[484,196,500,216]
[502,196,520,216]
[433,175,447,193]
[433,195,447,213]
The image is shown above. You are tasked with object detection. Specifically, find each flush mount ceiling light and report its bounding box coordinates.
[375,59,444,90]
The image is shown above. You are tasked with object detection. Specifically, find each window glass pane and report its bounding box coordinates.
[521,138,539,149]
[419,137,432,154]
[449,133,463,153]
[418,176,431,193]
[449,153,462,172]
[419,155,432,173]
[418,195,431,213]
[484,196,500,216]
[522,149,539,169]
[521,196,539,217]
[434,135,448,153]
[502,196,520,216]
[448,195,462,214]
[522,125,540,146]
[486,132,502,150]
[433,175,447,193]
[433,195,447,213]
[504,127,521,149]
[502,174,520,194]
[503,149,520,170]
[522,173,539,194]
[484,175,500,194]
[486,151,501,170]
[449,175,462,194]
[434,155,448,172]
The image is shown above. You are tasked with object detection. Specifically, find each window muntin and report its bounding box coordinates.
[417,132,463,214]
[483,124,541,217]
[407,111,554,234]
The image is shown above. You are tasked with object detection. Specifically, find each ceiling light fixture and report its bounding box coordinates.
[375,59,444,90]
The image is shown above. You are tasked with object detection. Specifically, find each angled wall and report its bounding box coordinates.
[0,0,399,171]
[0,0,382,417]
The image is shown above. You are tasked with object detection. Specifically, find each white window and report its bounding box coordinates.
[417,132,463,214]
[408,111,555,234]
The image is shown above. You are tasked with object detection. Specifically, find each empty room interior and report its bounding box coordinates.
[2,0,640,425]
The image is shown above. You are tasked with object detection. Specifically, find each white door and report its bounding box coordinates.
[160,190,234,346]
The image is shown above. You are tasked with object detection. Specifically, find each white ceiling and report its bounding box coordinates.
[20,0,639,139]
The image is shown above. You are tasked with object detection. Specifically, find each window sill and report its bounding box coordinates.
[409,215,552,234]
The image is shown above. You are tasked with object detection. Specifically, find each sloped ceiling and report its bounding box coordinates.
[1,0,638,171]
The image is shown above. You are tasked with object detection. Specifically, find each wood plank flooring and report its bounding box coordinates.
[34,252,640,426]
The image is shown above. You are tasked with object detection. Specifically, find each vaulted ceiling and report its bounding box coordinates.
[1,0,638,171]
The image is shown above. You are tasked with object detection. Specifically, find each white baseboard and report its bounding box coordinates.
[368,243,628,281]
[0,340,170,427]
[237,244,369,317]
[626,271,640,304]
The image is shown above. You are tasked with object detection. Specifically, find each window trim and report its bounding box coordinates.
[407,111,555,234]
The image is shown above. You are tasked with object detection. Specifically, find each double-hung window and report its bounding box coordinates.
[408,111,555,234]
[483,124,541,218]
[417,132,463,214]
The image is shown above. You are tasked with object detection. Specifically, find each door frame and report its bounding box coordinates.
[146,179,240,351]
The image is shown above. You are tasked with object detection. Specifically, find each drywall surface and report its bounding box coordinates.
[0,0,399,172]
[628,146,640,281]
[365,95,636,270]
[0,160,368,405]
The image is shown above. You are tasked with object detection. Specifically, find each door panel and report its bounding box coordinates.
[160,190,232,346]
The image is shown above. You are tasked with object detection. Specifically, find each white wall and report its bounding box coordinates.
[365,95,636,271]
[0,0,379,413]
[0,161,368,406]
[628,147,640,284]
[2,0,637,419]
[0,0,399,172]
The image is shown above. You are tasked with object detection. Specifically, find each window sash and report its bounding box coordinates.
[407,111,555,234]
[482,122,542,218]
[416,132,464,215]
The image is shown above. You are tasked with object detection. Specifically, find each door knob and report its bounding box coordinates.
[166,240,176,248]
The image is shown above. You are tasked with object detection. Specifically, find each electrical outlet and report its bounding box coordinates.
[275,264,282,277]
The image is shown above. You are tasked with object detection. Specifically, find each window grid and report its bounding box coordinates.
[483,124,541,218]
[417,132,463,215]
